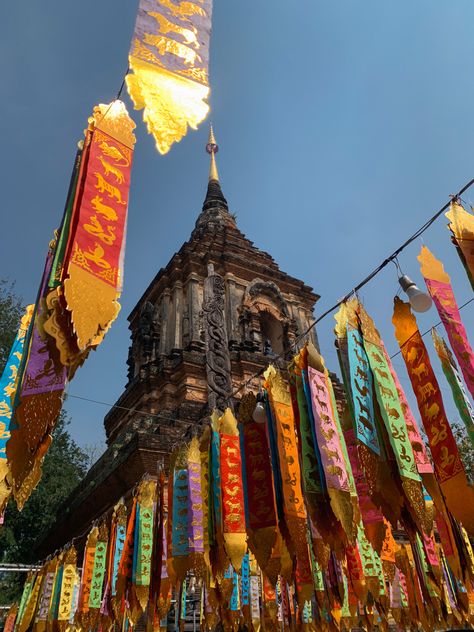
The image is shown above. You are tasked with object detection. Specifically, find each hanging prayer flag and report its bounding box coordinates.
[76,526,98,629]
[250,574,261,632]
[265,366,310,579]
[18,572,42,632]
[291,355,325,501]
[3,102,135,511]
[198,429,211,571]
[116,497,137,606]
[445,200,474,290]
[392,297,474,535]
[111,502,127,598]
[8,251,67,510]
[89,525,108,611]
[346,541,367,604]
[186,438,205,574]
[344,425,385,552]
[49,151,83,290]
[432,328,474,445]
[419,245,474,400]
[61,102,135,356]
[3,605,18,632]
[241,552,250,609]
[357,303,426,529]
[36,560,57,632]
[219,408,247,571]
[134,479,156,609]
[308,365,355,541]
[346,321,379,457]
[239,393,277,573]
[49,557,63,626]
[16,574,34,632]
[58,547,77,628]
[0,304,34,510]
[383,344,433,476]
[170,451,190,581]
[126,0,213,154]
[357,306,420,484]
[208,412,228,576]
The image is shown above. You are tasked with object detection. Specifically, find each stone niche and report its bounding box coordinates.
[238,279,298,357]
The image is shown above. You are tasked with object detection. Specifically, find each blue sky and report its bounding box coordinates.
[1,1,474,451]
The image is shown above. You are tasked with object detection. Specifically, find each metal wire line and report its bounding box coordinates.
[65,178,474,411]
[389,296,474,359]
[66,293,474,417]
[228,177,474,398]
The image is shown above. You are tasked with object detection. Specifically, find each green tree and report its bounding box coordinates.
[0,279,23,373]
[452,421,474,485]
[0,413,88,604]
[0,281,88,603]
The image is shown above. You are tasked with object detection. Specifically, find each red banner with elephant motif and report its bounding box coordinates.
[392,297,474,536]
[419,246,474,401]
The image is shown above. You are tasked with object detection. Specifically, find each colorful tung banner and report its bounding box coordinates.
[18,404,474,632]
[7,251,67,510]
[219,409,247,572]
[445,199,474,291]
[62,102,135,358]
[357,302,426,531]
[392,296,474,536]
[0,304,34,510]
[126,0,213,154]
[239,393,277,574]
[419,245,474,400]
[308,364,355,542]
[432,327,474,445]
[1,101,136,511]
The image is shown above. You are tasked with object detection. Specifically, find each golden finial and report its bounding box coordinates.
[206,124,219,182]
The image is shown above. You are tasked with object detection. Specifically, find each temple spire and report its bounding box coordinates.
[201,125,228,213]
[206,125,219,181]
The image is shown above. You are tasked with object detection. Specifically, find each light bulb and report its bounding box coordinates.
[252,401,267,424]
[398,275,432,313]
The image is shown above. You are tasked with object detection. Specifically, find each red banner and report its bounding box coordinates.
[419,246,474,400]
[69,129,132,289]
[393,298,474,535]
[220,433,246,534]
[394,329,462,483]
[243,421,276,530]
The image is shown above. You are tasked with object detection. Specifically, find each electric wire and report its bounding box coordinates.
[228,178,474,397]
[10,184,474,568]
[389,296,474,359]
[59,178,474,411]
[66,276,474,415]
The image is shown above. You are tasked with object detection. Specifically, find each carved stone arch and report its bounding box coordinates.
[240,279,296,356]
[243,279,290,318]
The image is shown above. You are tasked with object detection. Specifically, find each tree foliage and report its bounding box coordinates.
[0,412,88,562]
[0,281,88,603]
[0,413,88,604]
[452,421,474,485]
[0,279,23,373]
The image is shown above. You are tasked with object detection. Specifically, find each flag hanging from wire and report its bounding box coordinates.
[445,199,474,290]
[126,0,213,154]
[392,296,474,536]
[432,327,474,446]
[419,245,474,401]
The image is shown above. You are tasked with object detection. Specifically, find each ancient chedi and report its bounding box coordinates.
[41,129,320,552]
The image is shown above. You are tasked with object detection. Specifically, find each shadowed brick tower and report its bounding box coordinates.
[41,129,321,552]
